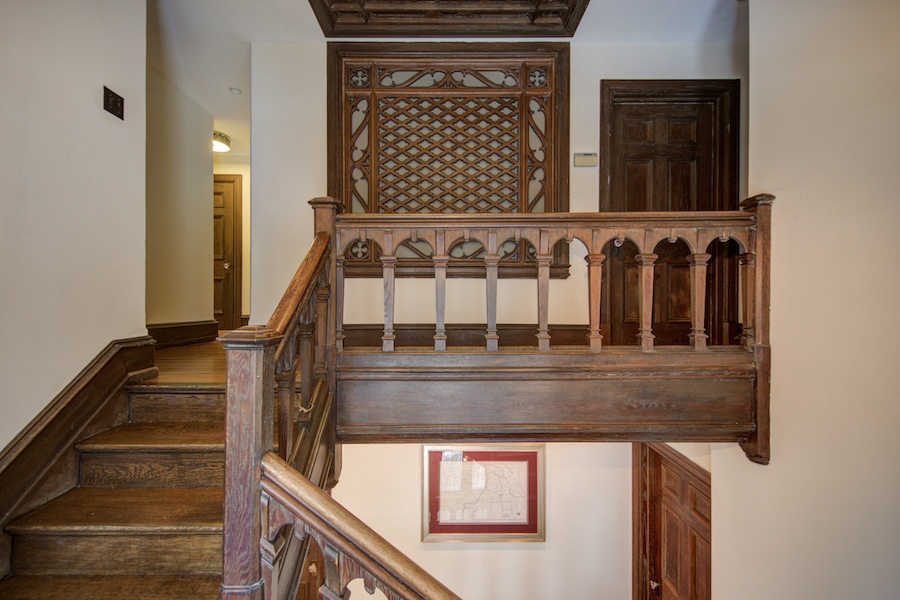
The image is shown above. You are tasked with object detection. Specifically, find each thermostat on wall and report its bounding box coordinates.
[574,152,598,167]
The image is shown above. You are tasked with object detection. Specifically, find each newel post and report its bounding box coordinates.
[219,327,283,600]
[309,197,342,386]
[739,193,774,465]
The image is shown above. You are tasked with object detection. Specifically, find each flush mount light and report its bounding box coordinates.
[229,87,242,94]
[213,131,231,152]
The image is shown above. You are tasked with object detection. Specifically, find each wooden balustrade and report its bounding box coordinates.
[334,200,772,353]
[218,194,773,598]
[219,198,342,599]
[261,453,461,600]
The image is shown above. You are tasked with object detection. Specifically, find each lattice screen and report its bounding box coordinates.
[330,44,569,276]
[341,61,558,216]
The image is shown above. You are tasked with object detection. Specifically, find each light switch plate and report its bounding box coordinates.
[573,152,598,167]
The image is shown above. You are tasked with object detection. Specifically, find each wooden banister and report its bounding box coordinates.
[261,452,461,600]
[335,208,762,353]
[266,232,330,336]
[220,199,341,600]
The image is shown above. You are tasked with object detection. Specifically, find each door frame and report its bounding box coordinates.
[633,442,712,600]
[600,79,740,212]
[214,173,243,330]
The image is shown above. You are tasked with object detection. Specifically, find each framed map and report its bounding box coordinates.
[422,444,545,542]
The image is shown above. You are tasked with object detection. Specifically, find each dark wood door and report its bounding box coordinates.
[634,443,711,600]
[600,80,739,345]
[213,174,242,330]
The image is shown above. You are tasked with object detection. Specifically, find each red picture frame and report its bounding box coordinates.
[422,444,545,542]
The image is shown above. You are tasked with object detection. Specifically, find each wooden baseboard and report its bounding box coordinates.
[0,336,155,577]
[147,320,219,348]
[241,315,250,327]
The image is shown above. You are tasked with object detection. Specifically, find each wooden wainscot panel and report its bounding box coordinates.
[336,349,756,443]
[0,336,155,577]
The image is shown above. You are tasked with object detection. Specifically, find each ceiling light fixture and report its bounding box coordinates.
[213,131,231,153]
[229,87,242,94]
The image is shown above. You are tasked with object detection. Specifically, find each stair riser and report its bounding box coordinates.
[129,393,224,423]
[12,533,222,576]
[80,452,224,488]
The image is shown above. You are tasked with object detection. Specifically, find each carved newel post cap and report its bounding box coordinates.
[218,326,283,348]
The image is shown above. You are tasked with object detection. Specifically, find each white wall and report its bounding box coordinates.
[145,67,214,325]
[251,32,746,598]
[249,42,328,324]
[214,156,251,317]
[0,0,147,450]
[332,444,632,600]
[713,1,900,598]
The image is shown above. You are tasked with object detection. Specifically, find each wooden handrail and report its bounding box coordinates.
[267,232,330,336]
[220,200,342,600]
[261,452,462,600]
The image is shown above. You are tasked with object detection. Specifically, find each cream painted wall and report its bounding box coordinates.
[332,444,632,600]
[213,157,251,316]
[713,1,900,598]
[249,42,328,324]
[251,34,747,598]
[145,67,214,325]
[0,0,147,450]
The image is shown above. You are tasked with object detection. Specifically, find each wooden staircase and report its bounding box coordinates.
[0,377,226,598]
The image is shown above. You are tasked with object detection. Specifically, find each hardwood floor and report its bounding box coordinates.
[144,340,226,386]
[0,340,229,598]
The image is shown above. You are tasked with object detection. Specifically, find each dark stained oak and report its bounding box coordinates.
[139,340,226,386]
[0,575,220,599]
[309,0,592,38]
[633,443,711,600]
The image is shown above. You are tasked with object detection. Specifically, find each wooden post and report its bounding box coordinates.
[739,193,774,465]
[688,253,711,350]
[484,230,500,352]
[297,322,314,419]
[738,253,756,349]
[381,253,396,352]
[434,232,448,351]
[315,277,329,373]
[586,253,606,351]
[309,197,342,390]
[219,326,282,600]
[636,253,657,351]
[335,255,345,352]
[533,230,551,350]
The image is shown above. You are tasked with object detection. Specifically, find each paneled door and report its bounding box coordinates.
[213,174,242,330]
[600,80,740,345]
[634,443,711,600]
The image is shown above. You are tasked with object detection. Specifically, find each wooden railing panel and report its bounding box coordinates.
[220,194,773,600]
[261,453,461,600]
[335,210,757,352]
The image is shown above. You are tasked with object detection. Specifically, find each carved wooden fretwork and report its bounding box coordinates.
[308,0,592,38]
[329,43,570,278]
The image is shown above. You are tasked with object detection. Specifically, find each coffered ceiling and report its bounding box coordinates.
[307,0,593,37]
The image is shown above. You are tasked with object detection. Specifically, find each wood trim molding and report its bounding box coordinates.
[632,443,711,600]
[600,79,740,212]
[308,0,591,38]
[0,336,156,577]
[215,173,244,330]
[147,319,219,348]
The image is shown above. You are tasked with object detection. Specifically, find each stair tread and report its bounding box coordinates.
[0,575,220,599]
[77,422,224,452]
[8,487,223,534]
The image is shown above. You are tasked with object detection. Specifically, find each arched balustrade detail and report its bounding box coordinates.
[332,207,765,353]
